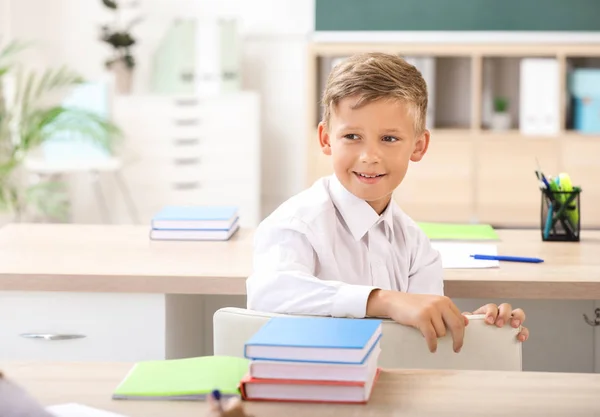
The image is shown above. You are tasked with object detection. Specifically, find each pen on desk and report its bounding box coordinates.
[470,254,544,263]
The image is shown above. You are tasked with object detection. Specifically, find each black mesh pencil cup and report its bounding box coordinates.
[541,188,581,242]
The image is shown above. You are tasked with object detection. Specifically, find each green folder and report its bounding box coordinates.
[112,356,250,400]
[417,222,499,241]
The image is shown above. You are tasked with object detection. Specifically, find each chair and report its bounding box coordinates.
[213,307,522,371]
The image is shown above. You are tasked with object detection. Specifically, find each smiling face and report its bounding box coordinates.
[318,96,430,214]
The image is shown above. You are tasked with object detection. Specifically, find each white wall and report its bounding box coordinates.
[6,0,314,220]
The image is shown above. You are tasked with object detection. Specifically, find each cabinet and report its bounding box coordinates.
[112,92,261,227]
[0,292,241,362]
[0,292,165,361]
[307,43,600,228]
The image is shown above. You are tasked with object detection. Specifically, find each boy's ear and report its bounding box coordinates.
[410,129,430,162]
[318,121,332,156]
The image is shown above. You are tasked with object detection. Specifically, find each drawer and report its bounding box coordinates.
[122,154,258,187]
[114,95,259,148]
[0,292,166,361]
[124,133,257,162]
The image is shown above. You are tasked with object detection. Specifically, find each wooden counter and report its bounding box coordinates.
[1,223,599,299]
[2,361,599,417]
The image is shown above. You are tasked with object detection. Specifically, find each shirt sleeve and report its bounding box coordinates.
[246,219,378,318]
[405,223,444,296]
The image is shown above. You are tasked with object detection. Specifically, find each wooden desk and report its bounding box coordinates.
[2,361,599,417]
[1,223,600,299]
[443,229,600,299]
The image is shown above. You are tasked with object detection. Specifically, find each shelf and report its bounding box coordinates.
[563,131,600,140]
[306,41,600,227]
[310,43,600,58]
[430,128,473,135]
[478,130,561,141]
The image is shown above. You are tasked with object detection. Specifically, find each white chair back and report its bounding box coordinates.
[213,307,522,371]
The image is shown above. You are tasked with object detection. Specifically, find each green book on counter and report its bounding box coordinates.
[112,356,249,400]
[417,222,499,241]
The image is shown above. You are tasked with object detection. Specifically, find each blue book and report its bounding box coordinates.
[151,206,238,230]
[244,317,382,365]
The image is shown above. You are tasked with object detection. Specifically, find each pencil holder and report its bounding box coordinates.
[540,188,581,242]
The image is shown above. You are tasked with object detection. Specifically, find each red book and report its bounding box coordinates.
[239,368,380,404]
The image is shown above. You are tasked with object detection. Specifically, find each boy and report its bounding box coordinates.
[247,52,529,353]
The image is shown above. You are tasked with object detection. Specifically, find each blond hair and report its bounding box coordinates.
[321,52,428,135]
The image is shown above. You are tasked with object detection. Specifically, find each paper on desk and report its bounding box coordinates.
[431,242,499,269]
[47,403,129,417]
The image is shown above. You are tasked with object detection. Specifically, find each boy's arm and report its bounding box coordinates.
[246,221,378,318]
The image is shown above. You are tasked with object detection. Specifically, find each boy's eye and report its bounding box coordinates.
[344,134,360,140]
[382,136,399,142]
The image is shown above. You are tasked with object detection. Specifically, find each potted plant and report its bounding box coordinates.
[0,40,120,223]
[99,0,142,94]
[490,96,511,131]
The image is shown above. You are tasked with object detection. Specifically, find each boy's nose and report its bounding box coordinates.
[359,144,383,164]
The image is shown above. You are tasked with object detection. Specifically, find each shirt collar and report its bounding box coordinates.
[328,174,395,241]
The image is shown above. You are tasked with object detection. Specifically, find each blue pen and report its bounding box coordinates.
[211,389,224,412]
[470,254,544,263]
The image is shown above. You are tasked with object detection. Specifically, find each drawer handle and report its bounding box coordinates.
[172,182,200,191]
[174,118,200,126]
[20,333,86,341]
[173,157,200,166]
[173,138,200,146]
[174,98,199,106]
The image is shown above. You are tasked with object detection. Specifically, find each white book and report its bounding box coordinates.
[431,242,499,269]
[519,58,560,135]
[250,345,380,382]
[150,222,239,241]
[47,403,128,417]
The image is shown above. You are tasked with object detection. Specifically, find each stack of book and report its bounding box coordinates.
[149,205,239,241]
[239,317,382,404]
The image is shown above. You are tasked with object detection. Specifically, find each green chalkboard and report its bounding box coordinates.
[315,0,600,32]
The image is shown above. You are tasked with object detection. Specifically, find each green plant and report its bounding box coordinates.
[100,0,143,70]
[493,96,509,113]
[0,40,120,221]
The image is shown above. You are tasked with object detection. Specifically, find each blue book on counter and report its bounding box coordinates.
[244,317,382,365]
[151,206,238,230]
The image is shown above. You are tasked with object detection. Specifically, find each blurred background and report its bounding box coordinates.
[2,0,600,374]
[1,0,600,230]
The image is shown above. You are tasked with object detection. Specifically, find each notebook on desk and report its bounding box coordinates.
[418,222,499,241]
[151,206,239,230]
[112,356,249,400]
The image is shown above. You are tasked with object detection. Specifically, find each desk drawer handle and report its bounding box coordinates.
[174,118,200,126]
[174,98,199,106]
[20,333,86,341]
[173,157,200,166]
[173,138,200,146]
[172,182,200,191]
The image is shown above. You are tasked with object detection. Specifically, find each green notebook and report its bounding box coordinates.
[417,222,499,241]
[112,356,250,400]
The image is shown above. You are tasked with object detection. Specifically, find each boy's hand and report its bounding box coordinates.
[464,303,529,342]
[367,289,468,353]
[207,394,253,417]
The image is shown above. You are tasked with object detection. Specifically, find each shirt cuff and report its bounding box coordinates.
[331,285,379,318]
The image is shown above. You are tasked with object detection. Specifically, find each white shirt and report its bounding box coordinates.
[246,175,443,318]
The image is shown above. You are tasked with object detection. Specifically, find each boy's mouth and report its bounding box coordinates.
[353,171,386,184]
